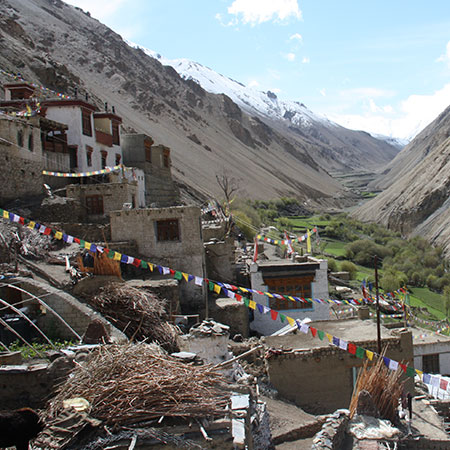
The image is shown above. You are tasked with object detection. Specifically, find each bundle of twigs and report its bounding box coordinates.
[89,283,179,352]
[349,352,405,423]
[49,343,230,425]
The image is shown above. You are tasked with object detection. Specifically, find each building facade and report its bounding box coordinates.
[121,134,180,207]
[250,257,330,335]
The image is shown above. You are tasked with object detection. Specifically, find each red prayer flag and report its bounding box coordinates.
[310,327,317,337]
[43,227,52,235]
[270,310,278,321]
[132,258,141,267]
[253,237,258,262]
[235,294,242,302]
[348,343,356,355]
[400,364,407,373]
[440,379,448,391]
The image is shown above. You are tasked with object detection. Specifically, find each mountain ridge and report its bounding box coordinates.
[0,0,399,205]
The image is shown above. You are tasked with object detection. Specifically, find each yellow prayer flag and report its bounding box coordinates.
[249,300,256,310]
[415,369,423,379]
[54,231,63,240]
[307,229,311,253]
[326,333,333,343]
[214,284,221,294]
[28,221,36,229]
[266,293,274,298]
[366,350,374,361]
[241,288,248,293]
[113,252,122,261]
[84,241,91,249]
[148,263,154,271]
[182,273,189,282]
[3,210,9,219]
[287,317,295,327]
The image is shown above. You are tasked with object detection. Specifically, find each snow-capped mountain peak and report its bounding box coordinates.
[129,42,332,130]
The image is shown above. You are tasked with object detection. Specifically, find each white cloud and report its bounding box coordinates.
[437,40,450,67]
[302,56,310,64]
[248,80,260,88]
[284,53,296,62]
[226,0,302,25]
[65,0,126,20]
[289,33,303,42]
[339,87,396,99]
[319,88,326,97]
[328,83,450,140]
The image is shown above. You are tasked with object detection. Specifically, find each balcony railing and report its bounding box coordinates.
[95,129,113,147]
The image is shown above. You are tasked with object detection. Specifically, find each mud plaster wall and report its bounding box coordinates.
[266,333,414,414]
[110,206,204,310]
[0,117,44,202]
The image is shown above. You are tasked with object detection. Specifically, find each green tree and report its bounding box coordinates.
[341,261,357,279]
[444,286,450,317]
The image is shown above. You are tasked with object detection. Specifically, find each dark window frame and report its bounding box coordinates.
[423,353,440,374]
[156,219,180,242]
[86,145,93,167]
[81,109,92,136]
[265,275,315,311]
[85,195,104,215]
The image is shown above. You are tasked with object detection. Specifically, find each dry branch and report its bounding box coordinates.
[49,343,230,425]
[89,283,179,352]
[349,351,405,423]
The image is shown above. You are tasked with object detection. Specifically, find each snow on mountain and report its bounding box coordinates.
[132,44,333,130]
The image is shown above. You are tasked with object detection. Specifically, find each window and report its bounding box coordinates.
[156,219,180,241]
[28,133,33,151]
[17,129,24,148]
[265,275,315,310]
[101,150,107,169]
[86,195,104,215]
[86,145,93,167]
[112,122,120,145]
[69,145,78,169]
[115,153,121,165]
[163,151,170,168]
[145,140,152,162]
[81,109,92,136]
[423,354,440,374]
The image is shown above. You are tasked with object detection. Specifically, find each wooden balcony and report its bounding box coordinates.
[95,129,113,147]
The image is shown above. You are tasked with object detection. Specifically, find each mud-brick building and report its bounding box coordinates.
[0,114,69,203]
[66,178,140,221]
[250,257,329,335]
[121,134,180,207]
[110,206,205,310]
[264,317,414,414]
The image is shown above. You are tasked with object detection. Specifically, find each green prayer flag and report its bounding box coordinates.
[356,347,365,359]
[174,271,183,280]
[140,261,148,269]
[209,281,214,291]
[406,367,415,378]
[79,239,86,247]
[318,330,325,341]
[279,314,286,323]
[107,251,114,259]
[244,298,249,307]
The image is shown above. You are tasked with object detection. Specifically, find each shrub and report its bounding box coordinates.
[327,258,338,272]
[341,261,357,279]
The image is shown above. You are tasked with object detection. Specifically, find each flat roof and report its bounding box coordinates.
[263,317,403,350]
[410,327,450,345]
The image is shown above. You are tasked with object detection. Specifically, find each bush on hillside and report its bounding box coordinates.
[341,261,357,279]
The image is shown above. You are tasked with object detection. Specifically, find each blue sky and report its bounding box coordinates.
[67,0,450,140]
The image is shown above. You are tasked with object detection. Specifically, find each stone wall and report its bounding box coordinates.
[0,115,44,203]
[121,134,180,207]
[311,409,350,450]
[205,237,235,282]
[110,206,205,310]
[212,298,249,338]
[66,181,138,219]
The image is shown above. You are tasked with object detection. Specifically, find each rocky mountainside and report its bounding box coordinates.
[353,105,450,255]
[0,0,398,204]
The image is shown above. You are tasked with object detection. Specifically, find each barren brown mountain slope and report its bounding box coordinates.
[353,105,450,255]
[0,0,398,204]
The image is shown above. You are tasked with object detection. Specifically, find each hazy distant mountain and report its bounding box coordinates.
[0,0,399,205]
[353,105,450,256]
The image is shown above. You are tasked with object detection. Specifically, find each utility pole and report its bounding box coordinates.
[374,255,381,354]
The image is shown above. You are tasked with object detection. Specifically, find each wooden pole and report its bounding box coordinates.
[374,255,381,354]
